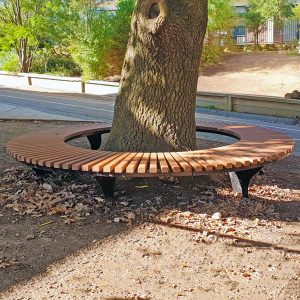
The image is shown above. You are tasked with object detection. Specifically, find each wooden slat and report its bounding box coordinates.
[72,152,111,171]
[180,152,214,171]
[157,153,169,173]
[10,145,86,159]
[213,152,244,168]
[43,152,87,167]
[54,152,98,169]
[202,152,234,169]
[164,152,181,173]
[137,153,150,174]
[81,153,118,172]
[189,152,223,170]
[5,123,295,178]
[92,153,125,172]
[115,152,137,173]
[126,153,144,173]
[7,144,84,154]
[176,153,203,172]
[199,156,225,170]
[17,150,76,165]
[62,152,106,170]
[171,153,192,172]
[103,152,131,173]
[34,152,79,166]
[149,153,158,174]
[24,149,87,165]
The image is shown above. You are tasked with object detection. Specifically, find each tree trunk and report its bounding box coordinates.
[279,27,284,50]
[18,38,32,73]
[278,20,284,50]
[255,30,259,50]
[102,0,208,152]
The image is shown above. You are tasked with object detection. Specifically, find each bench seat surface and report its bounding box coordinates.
[5,122,295,176]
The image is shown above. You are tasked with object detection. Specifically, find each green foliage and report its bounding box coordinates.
[246,0,294,26]
[0,50,19,72]
[69,10,114,80]
[0,0,75,72]
[0,0,238,77]
[201,43,223,68]
[111,0,136,51]
[203,104,221,110]
[201,0,237,69]
[31,48,81,76]
[244,2,266,31]
[243,1,267,46]
[208,0,236,32]
[244,0,294,47]
[292,4,300,20]
[69,0,135,80]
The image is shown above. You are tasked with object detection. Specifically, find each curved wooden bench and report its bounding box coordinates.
[5,122,295,198]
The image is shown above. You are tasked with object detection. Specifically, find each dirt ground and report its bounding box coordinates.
[198,52,300,97]
[0,121,300,300]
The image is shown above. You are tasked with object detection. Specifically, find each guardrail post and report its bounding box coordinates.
[81,81,86,94]
[226,96,233,112]
[27,76,32,86]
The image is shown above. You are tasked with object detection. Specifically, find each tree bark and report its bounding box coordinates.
[18,38,32,73]
[102,0,208,152]
[255,30,259,49]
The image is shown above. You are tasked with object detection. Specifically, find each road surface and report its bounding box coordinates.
[0,86,299,155]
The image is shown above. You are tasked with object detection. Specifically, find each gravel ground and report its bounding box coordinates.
[199,52,300,97]
[0,120,299,300]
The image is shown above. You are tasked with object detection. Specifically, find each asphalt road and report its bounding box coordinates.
[1,86,299,155]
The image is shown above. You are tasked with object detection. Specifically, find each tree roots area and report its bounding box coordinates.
[0,121,299,300]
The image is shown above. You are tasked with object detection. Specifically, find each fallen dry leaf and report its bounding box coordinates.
[0,257,15,269]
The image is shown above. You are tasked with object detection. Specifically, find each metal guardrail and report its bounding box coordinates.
[0,71,118,94]
[1,71,300,119]
[196,91,300,119]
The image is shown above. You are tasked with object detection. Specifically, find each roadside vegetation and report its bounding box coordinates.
[0,0,299,79]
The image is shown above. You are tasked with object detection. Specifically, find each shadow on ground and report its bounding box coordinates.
[0,121,299,295]
[1,168,299,292]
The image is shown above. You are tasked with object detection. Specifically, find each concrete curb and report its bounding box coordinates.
[0,117,102,123]
[1,71,300,119]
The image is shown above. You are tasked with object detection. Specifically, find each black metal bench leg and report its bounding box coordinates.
[33,167,52,176]
[229,167,263,198]
[87,134,102,150]
[96,177,116,198]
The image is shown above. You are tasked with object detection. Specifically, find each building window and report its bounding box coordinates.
[233,26,246,37]
[235,6,247,15]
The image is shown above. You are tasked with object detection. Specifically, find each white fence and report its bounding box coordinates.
[0,71,119,95]
[1,71,300,119]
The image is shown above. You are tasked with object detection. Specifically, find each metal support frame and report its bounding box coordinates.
[96,176,116,198]
[87,134,102,150]
[32,167,52,176]
[229,167,263,198]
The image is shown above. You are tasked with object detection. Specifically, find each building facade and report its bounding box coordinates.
[95,0,117,11]
[233,0,300,45]
[96,0,299,45]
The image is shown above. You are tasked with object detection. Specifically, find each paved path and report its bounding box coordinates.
[1,86,299,155]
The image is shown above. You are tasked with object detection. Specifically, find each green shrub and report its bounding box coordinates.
[107,0,136,76]
[203,104,222,110]
[111,0,136,51]
[69,0,136,80]
[69,10,114,80]
[0,51,19,72]
[31,49,81,76]
[201,43,223,69]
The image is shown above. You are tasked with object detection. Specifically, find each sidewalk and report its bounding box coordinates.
[0,102,80,121]
[1,84,299,156]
